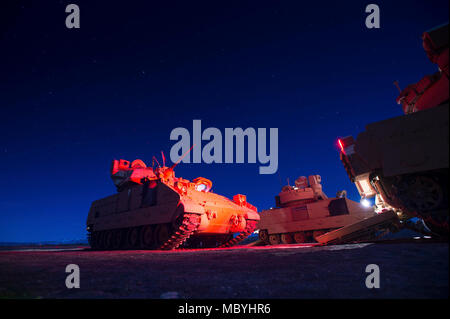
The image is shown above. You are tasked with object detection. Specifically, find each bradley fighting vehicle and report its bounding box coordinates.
[338,23,449,235]
[86,154,260,250]
[258,175,377,245]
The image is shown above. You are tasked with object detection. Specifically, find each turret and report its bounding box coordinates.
[396,23,448,114]
[275,175,328,207]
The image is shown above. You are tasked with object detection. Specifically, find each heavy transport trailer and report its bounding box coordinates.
[87,158,259,250]
[257,175,377,245]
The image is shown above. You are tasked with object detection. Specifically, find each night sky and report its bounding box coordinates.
[1,1,448,242]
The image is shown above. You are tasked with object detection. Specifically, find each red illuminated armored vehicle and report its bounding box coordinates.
[258,175,376,244]
[338,24,449,235]
[86,155,260,250]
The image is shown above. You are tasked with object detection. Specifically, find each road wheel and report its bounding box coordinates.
[89,232,98,249]
[293,232,307,243]
[112,229,123,250]
[127,227,141,249]
[104,230,114,250]
[258,230,270,244]
[88,232,94,248]
[269,234,281,245]
[281,233,293,244]
[398,175,444,212]
[140,225,154,249]
[155,224,171,248]
[98,232,106,249]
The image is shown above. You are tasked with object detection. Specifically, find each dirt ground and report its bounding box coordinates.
[0,242,447,299]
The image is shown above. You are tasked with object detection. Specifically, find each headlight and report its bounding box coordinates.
[361,198,372,208]
[196,183,207,192]
[193,177,212,192]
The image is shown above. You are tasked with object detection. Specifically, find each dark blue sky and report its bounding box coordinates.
[1,1,448,242]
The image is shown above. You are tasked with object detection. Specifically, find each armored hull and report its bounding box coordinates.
[87,159,259,250]
[258,175,375,244]
[338,24,449,235]
[339,103,449,235]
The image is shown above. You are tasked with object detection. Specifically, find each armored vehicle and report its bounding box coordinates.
[258,175,376,245]
[87,156,259,250]
[338,24,449,235]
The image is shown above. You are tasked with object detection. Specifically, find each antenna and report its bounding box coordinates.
[170,144,195,170]
[277,170,283,189]
[393,80,402,94]
[161,151,166,167]
[394,81,404,105]
[152,156,161,168]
